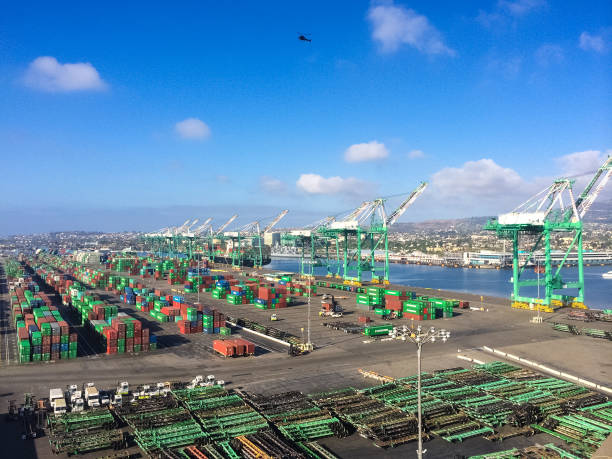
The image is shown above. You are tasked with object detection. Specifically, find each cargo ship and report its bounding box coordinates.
[212,256,271,267]
[211,244,272,267]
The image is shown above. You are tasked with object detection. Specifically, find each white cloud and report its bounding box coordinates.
[431,159,525,198]
[427,151,612,216]
[216,175,230,183]
[296,174,371,196]
[477,0,545,28]
[260,176,287,193]
[535,44,563,67]
[498,0,546,16]
[23,56,106,92]
[175,118,211,140]
[579,31,607,53]
[557,150,610,176]
[408,149,425,159]
[486,56,522,79]
[367,2,455,55]
[344,141,389,163]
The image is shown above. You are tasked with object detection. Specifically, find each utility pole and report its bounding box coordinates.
[537,257,541,322]
[197,254,200,304]
[307,276,312,348]
[399,326,450,459]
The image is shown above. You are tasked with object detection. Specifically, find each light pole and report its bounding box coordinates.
[402,325,450,459]
[307,276,312,348]
[536,257,540,321]
[197,253,200,304]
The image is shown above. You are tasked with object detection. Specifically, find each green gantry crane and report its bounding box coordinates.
[180,218,213,260]
[317,182,428,285]
[223,210,288,269]
[142,219,189,258]
[205,214,238,261]
[287,216,340,278]
[485,156,611,311]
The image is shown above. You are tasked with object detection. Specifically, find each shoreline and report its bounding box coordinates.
[269,255,612,269]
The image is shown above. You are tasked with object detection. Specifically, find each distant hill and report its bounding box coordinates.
[585,200,612,223]
[389,201,611,233]
[390,217,491,234]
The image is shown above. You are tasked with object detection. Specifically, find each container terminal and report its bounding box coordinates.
[0,159,611,458]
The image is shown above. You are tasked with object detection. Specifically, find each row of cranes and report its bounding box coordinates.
[142,155,609,306]
[143,181,429,282]
[485,155,611,309]
[285,181,428,285]
[143,211,287,269]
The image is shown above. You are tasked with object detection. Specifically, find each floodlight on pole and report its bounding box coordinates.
[400,326,451,459]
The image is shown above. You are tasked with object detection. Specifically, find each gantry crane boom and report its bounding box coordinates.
[263,209,289,233]
[386,182,428,227]
[185,218,199,232]
[174,219,191,235]
[573,156,612,221]
[214,215,238,235]
[343,201,372,222]
[193,217,213,235]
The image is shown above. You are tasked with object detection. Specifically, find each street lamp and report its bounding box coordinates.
[402,325,450,459]
[197,253,200,304]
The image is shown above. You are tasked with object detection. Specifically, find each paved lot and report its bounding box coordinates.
[0,259,610,458]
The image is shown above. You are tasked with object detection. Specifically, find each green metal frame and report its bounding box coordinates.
[484,217,584,306]
[318,223,389,284]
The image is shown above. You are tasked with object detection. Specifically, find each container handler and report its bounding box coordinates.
[319,294,343,317]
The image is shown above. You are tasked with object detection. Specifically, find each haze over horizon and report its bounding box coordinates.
[1,1,610,235]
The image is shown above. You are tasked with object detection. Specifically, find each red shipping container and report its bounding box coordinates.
[58,321,69,334]
[230,339,245,356]
[213,340,235,357]
[233,338,255,355]
[403,312,424,321]
[69,333,77,342]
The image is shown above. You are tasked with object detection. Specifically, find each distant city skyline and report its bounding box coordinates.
[1,1,610,234]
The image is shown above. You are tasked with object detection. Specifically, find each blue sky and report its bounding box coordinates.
[0,0,610,235]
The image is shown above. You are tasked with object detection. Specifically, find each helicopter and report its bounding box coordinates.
[298,34,312,43]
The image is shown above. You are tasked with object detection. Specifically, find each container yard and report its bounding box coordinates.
[1,252,611,458]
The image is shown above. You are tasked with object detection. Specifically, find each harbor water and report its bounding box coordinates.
[268,257,611,308]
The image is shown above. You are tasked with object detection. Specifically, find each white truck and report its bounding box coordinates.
[112,394,123,407]
[117,381,130,396]
[100,391,110,406]
[71,397,84,412]
[187,376,204,389]
[84,383,100,408]
[49,388,67,416]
